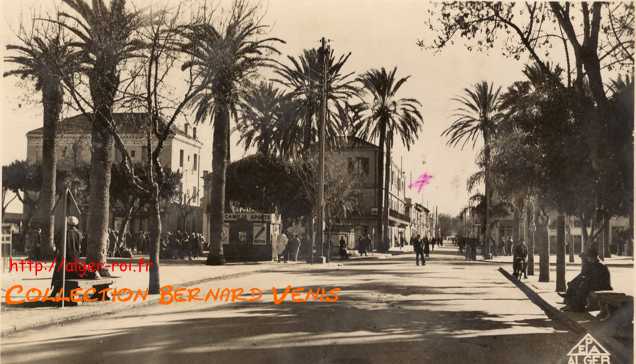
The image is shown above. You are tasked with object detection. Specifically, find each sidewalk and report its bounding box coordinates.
[0,258,285,336]
[499,262,634,363]
[490,252,634,268]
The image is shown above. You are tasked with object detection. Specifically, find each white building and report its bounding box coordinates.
[26,113,204,232]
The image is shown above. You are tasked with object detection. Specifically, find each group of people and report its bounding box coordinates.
[277,233,302,262]
[496,236,517,256]
[160,231,207,260]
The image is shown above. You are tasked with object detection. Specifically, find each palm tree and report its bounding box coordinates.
[274,46,358,157]
[4,25,77,258]
[353,67,424,252]
[180,1,284,265]
[56,0,145,274]
[236,81,290,156]
[499,63,566,282]
[443,81,501,259]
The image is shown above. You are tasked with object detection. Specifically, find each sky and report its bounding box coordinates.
[1,0,531,215]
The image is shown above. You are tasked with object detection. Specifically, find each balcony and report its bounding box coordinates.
[389,209,410,223]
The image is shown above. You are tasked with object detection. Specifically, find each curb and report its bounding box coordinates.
[498,267,585,334]
[498,267,632,364]
[1,267,270,337]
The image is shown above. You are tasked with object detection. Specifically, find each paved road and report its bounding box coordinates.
[2,248,579,364]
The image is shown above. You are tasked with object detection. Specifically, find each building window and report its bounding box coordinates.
[131,150,136,158]
[193,154,198,171]
[356,157,369,175]
[179,149,184,167]
[193,127,197,140]
[184,123,189,136]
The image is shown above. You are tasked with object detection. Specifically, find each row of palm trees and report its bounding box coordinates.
[445,63,633,289]
[236,56,424,253]
[4,0,425,273]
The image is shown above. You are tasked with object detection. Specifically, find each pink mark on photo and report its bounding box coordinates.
[409,172,433,192]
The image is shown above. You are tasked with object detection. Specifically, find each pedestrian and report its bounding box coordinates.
[51,216,87,297]
[29,227,42,260]
[498,237,505,256]
[423,235,430,257]
[512,239,529,279]
[412,234,425,266]
[278,232,289,262]
[359,233,370,256]
[506,237,513,256]
[339,237,349,260]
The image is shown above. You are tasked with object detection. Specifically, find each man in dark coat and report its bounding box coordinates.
[359,233,370,256]
[50,216,86,297]
[412,234,425,266]
[423,236,431,257]
[561,247,612,312]
[338,237,349,260]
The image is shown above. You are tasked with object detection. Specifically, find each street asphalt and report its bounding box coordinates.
[0,247,620,364]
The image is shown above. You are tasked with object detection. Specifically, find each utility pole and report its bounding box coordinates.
[317,37,328,262]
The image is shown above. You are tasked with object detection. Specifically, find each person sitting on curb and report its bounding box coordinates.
[560,246,612,312]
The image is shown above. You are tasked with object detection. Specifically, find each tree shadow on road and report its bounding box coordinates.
[1,278,582,364]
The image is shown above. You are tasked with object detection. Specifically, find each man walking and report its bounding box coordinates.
[412,234,425,266]
[513,239,529,279]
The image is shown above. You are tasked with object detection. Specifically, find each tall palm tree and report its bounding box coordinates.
[499,63,567,282]
[353,67,423,252]
[180,1,284,265]
[57,0,145,274]
[236,81,290,156]
[443,81,501,259]
[274,46,358,157]
[4,25,77,258]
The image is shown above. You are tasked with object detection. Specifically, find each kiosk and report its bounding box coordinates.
[222,212,282,261]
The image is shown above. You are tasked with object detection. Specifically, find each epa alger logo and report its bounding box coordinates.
[567,333,610,364]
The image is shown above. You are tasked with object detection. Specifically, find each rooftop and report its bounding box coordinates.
[26,113,201,144]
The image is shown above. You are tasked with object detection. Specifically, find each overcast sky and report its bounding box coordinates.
[1,0,532,215]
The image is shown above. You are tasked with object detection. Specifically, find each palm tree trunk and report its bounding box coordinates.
[603,215,611,258]
[538,214,550,282]
[526,198,534,275]
[86,112,114,276]
[37,83,63,259]
[483,133,492,259]
[568,216,575,263]
[556,213,566,292]
[376,123,386,252]
[382,142,391,252]
[207,105,229,265]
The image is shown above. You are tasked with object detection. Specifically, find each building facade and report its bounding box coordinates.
[323,137,410,252]
[405,199,429,242]
[25,113,203,233]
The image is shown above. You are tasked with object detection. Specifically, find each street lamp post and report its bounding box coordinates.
[317,37,328,262]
